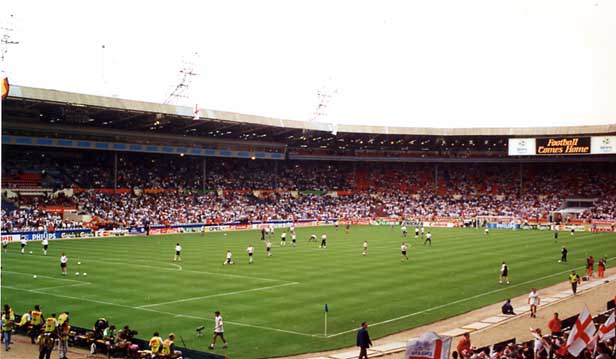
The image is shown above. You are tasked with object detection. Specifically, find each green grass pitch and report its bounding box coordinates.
[2,227,614,359]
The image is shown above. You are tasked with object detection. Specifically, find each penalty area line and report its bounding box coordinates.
[3,270,87,284]
[137,281,300,308]
[36,282,92,291]
[82,257,289,283]
[1,285,317,338]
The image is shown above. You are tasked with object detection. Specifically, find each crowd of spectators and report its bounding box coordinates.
[1,207,83,233]
[2,150,615,231]
[454,311,615,359]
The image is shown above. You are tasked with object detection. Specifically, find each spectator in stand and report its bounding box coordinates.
[93,317,108,339]
[548,312,562,336]
[456,333,471,358]
[116,325,135,356]
[532,328,547,359]
[103,324,117,353]
[2,157,615,231]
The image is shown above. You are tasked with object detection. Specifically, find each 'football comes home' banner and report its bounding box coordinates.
[535,137,590,155]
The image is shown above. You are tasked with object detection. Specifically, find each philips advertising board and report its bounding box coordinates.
[508,138,536,156]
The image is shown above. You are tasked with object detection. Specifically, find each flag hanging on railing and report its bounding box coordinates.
[405,332,451,359]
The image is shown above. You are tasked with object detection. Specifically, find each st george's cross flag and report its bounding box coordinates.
[597,311,615,342]
[588,311,616,355]
[405,332,451,359]
[566,305,596,356]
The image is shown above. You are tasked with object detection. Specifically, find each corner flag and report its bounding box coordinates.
[324,304,329,336]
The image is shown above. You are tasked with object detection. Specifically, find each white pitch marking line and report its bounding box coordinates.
[1,285,317,338]
[3,270,86,284]
[2,286,128,307]
[169,312,316,337]
[171,263,182,271]
[326,259,616,338]
[83,257,288,283]
[36,282,92,291]
[137,282,300,308]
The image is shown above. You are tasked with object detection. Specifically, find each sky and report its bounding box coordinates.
[1,0,615,128]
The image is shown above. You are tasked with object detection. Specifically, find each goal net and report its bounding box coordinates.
[475,215,518,228]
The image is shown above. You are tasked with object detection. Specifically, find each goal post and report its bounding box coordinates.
[476,215,520,230]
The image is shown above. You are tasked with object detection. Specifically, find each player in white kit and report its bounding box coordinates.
[246,244,254,264]
[401,243,409,261]
[362,241,368,256]
[499,261,510,284]
[223,250,234,265]
[42,238,49,256]
[266,240,272,256]
[424,232,432,246]
[528,288,540,318]
[60,252,68,275]
[280,232,287,246]
[174,243,182,262]
[209,311,228,349]
[20,236,27,255]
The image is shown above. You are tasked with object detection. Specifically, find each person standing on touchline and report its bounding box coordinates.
[356,321,372,359]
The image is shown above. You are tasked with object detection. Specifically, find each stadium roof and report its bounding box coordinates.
[7,85,616,137]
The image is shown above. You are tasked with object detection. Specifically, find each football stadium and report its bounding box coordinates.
[1,2,616,359]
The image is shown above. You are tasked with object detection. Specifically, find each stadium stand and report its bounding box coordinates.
[2,146,616,232]
[2,86,616,359]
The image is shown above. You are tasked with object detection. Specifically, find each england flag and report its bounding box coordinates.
[566,305,596,356]
[597,311,615,342]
